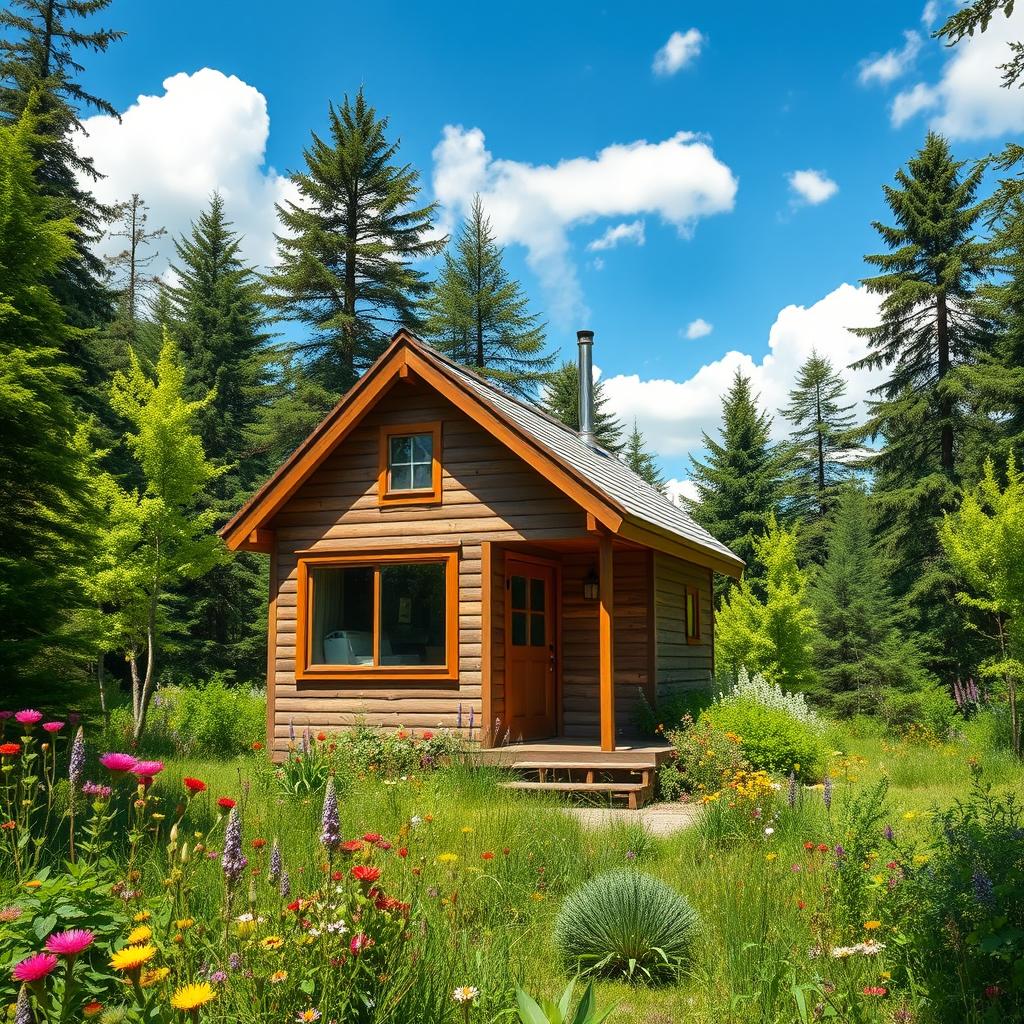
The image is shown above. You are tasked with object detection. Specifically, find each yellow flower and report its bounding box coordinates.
[902,811,918,821]
[140,967,170,988]
[269,970,288,984]
[127,925,152,944]
[110,944,157,972]
[133,911,151,922]
[864,920,881,930]
[170,982,217,1011]
[765,853,778,862]
[460,826,474,834]
[435,852,459,865]
[913,854,930,867]
[260,935,284,950]
[530,891,545,901]
[175,918,194,930]
[23,880,42,889]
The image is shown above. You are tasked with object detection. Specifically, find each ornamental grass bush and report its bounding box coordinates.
[553,870,699,983]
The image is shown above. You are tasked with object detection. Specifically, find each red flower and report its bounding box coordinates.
[398,847,408,858]
[317,732,326,742]
[349,933,374,955]
[362,833,382,843]
[502,847,510,856]
[376,840,392,851]
[251,741,264,751]
[1,821,15,830]
[985,985,1003,999]
[83,1002,103,1018]
[351,865,381,884]
[375,894,410,915]
[481,851,494,860]
[421,730,433,740]
[797,899,806,910]
[863,986,887,997]
[286,900,301,912]
[252,838,267,849]
[411,867,421,876]
[183,777,206,793]
[803,841,815,850]
[396,730,407,740]
[340,840,364,854]
[331,871,343,882]
[217,797,236,810]
[0,743,20,757]
[817,843,829,853]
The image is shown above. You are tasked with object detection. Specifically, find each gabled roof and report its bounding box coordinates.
[221,329,744,577]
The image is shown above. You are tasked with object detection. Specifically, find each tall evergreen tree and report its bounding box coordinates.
[689,369,786,583]
[852,132,991,677]
[0,110,96,689]
[542,360,624,452]
[162,193,274,683]
[0,0,122,335]
[810,484,929,717]
[268,90,443,405]
[424,195,554,398]
[623,420,665,491]
[780,350,857,561]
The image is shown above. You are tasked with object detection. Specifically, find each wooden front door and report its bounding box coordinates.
[505,558,557,740]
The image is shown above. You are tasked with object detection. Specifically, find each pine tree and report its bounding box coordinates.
[623,420,665,491]
[689,369,786,582]
[0,0,123,335]
[852,132,991,677]
[542,360,624,451]
[424,195,554,398]
[163,193,274,683]
[810,484,929,717]
[268,90,443,403]
[0,110,96,689]
[780,350,857,561]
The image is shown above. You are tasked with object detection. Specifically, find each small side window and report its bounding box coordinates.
[378,422,442,505]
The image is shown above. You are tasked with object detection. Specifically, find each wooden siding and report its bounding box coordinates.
[653,551,714,698]
[267,382,588,755]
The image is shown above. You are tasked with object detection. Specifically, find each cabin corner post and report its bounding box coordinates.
[480,541,493,748]
[598,534,616,752]
[265,538,279,757]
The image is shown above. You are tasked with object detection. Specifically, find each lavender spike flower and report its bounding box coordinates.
[883,824,895,843]
[221,806,248,885]
[972,868,995,907]
[320,777,340,850]
[15,985,31,1024]
[289,717,296,745]
[69,726,85,788]
[787,770,797,810]
[268,838,282,882]
[302,726,310,755]
[228,952,242,971]
[279,868,291,900]
[822,775,833,812]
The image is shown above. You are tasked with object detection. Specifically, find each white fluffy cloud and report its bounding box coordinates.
[75,68,294,272]
[684,318,713,339]
[587,220,646,251]
[787,169,839,206]
[600,283,885,469]
[652,29,705,76]
[891,10,1024,138]
[432,126,737,323]
[859,30,922,85]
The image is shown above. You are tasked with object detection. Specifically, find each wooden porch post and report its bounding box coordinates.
[598,534,616,751]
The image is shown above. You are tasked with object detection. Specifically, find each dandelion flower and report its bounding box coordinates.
[453,986,479,1004]
[109,944,157,973]
[12,953,58,982]
[295,1010,321,1023]
[435,852,458,865]
[170,982,217,1011]
[132,911,151,923]
[864,920,881,930]
[45,928,95,956]
[140,967,170,988]
[260,936,284,950]
[269,970,288,984]
[126,925,152,945]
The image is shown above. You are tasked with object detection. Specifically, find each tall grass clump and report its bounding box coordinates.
[553,870,698,983]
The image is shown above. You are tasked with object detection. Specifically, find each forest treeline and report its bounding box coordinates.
[1,0,1022,750]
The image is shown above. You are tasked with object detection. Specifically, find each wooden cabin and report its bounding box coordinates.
[221,329,743,765]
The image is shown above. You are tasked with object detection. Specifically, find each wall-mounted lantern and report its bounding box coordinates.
[583,567,599,601]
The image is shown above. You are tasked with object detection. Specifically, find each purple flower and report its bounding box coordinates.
[268,838,282,881]
[209,970,227,984]
[834,844,846,860]
[883,824,895,843]
[972,868,995,907]
[221,807,248,885]
[625,850,637,860]
[0,711,13,720]
[81,781,112,799]
[823,776,833,812]
[228,952,243,971]
[15,985,31,1024]
[289,717,296,745]
[787,771,797,809]
[68,728,85,788]
[279,869,291,900]
[320,777,340,850]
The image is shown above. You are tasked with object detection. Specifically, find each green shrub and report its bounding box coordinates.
[879,684,957,739]
[553,870,699,983]
[661,716,750,799]
[699,695,826,781]
[634,687,713,737]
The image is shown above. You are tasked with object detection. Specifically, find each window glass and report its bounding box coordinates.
[686,591,698,639]
[530,578,545,612]
[380,562,446,666]
[530,612,546,647]
[388,432,433,492]
[511,611,527,646]
[310,566,374,665]
[510,575,527,611]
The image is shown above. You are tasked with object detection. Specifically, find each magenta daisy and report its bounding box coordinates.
[12,952,58,982]
[132,760,164,781]
[14,710,42,727]
[41,722,64,734]
[45,929,95,957]
[99,752,138,773]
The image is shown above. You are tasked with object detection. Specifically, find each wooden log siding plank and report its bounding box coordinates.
[653,550,714,697]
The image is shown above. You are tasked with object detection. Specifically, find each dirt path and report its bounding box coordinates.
[565,801,701,836]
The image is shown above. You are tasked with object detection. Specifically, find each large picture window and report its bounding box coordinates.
[297,550,458,681]
[378,422,442,506]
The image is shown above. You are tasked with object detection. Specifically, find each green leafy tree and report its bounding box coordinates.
[92,339,225,740]
[714,517,819,692]
[0,109,96,690]
[780,350,857,561]
[810,484,930,716]
[163,193,274,683]
[852,132,991,675]
[542,360,624,452]
[622,420,665,491]
[689,369,786,584]
[936,1,1022,88]
[425,195,554,398]
[0,0,122,335]
[268,90,443,403]
[939,456,1024,756]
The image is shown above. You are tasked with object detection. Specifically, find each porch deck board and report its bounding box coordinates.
[474,736,673,770]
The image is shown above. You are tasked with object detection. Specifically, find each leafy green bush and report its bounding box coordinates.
[699,695,826,781]
[634,687,713,737]
[660,716,750,799]
[879,684,958,738]
[553,870,699,983]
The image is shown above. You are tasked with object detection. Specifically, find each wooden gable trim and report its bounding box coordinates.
[617,519,744,579]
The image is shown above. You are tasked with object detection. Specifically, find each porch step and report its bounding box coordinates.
[508,759,657,771]
[499,779,652,810]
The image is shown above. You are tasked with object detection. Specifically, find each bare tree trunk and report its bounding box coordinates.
[995,614,1020,757]
[96,652,109,727]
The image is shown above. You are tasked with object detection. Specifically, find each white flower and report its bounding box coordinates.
[452,986,479,1004]
[410,816,422,827]
[764,827,775,836]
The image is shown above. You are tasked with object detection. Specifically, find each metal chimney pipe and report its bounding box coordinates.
[577,329,596,445]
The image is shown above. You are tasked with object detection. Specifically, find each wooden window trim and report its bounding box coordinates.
[295,548,458,683]
[377,421,442,507]
[685,585,702,645]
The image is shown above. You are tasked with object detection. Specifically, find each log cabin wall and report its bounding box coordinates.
[653,550,714,698]
[266,381,588,756]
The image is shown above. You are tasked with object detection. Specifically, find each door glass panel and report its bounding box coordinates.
[511,611,527,646]
[530,612,546,647]
[309,566,374,665]
[530,578,545,612]
[510,575,527,611]
[380,562,446,665]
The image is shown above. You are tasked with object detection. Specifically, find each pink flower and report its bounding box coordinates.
[349,933,374,955]
[14,710,42,727]
[0,711,13,720]
[12,952,58,981]
[42,722,64,734]
[99,752,138,773]
[132,760,164,783]
[45,929,95,956]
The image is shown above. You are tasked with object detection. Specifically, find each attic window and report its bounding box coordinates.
[378,422,442,506]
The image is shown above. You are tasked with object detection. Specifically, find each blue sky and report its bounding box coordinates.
[75,1,1024,489]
